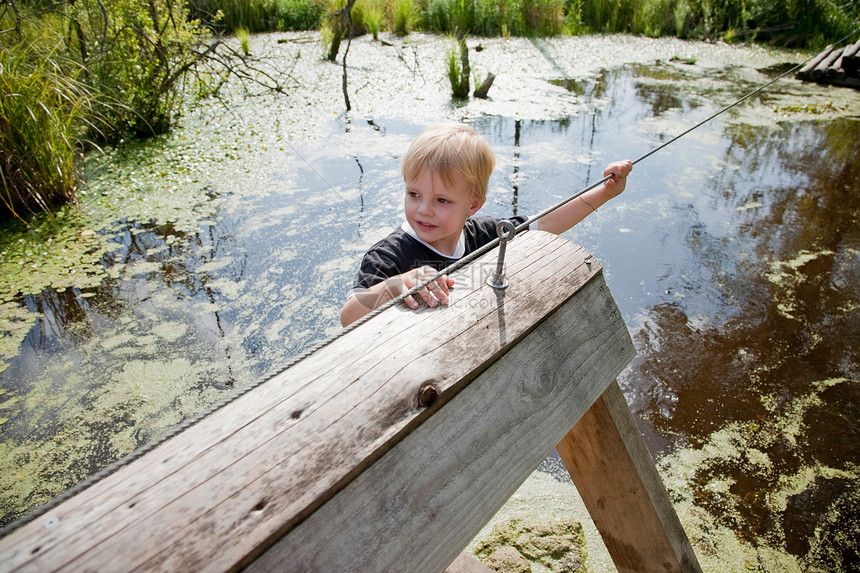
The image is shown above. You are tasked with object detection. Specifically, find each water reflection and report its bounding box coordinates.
[0,56,857,570]
[625,117,859,554]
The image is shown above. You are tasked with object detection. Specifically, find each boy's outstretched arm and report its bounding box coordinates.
[537,160,632,235]
[340,266,455,327]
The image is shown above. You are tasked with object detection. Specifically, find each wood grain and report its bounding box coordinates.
[557,380,703,573]
[246,263,633,572]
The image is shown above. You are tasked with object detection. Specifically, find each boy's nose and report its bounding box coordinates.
[417,199,433,216]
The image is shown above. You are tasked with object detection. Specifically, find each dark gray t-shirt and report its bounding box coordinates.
[350,215,527,294]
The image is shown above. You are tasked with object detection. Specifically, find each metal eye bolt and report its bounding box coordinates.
[487,220,516,290]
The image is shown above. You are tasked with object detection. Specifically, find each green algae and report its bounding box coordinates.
[771,102,841,115]
[0,132,229,375]
[656,376,860,572]
[0,301,37,374]
[0,209,111,303]
[0,345,247,526]
[766,250,838,320]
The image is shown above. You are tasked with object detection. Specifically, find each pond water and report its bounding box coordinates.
[0,33,858,570]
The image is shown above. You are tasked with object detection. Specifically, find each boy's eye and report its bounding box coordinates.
[437,198,449,204]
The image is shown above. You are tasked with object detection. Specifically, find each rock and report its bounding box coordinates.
[484,546,531,573]
[473,515,588,573]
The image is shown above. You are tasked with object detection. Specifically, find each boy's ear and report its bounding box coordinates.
[468,196,485,216]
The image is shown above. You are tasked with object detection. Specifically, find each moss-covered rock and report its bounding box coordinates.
[484,546,532,573]
[474,515,588,573]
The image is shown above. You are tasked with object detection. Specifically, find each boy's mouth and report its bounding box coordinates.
[415,221,437,232]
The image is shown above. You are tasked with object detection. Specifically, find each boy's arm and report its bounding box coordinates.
[537,160,632,235]
[340,279,400,327]
[340,267,455,327]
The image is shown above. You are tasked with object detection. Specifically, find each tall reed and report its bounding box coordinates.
[391,0,417,36]
[189,0,326,33]
[446,38,470,98]
[521,0,566,35]
[578,0,858,46]
[0,45,89,219]
[423,0,566,37]
[354,0,386,39]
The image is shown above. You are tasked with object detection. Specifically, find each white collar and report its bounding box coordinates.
[401,221,466,259]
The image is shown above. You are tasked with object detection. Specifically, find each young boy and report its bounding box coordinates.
[340,124,632,327]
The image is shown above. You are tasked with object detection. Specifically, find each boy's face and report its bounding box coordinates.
[404,167,484,256]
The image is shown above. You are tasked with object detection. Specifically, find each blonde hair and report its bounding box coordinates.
[401,124,495,201]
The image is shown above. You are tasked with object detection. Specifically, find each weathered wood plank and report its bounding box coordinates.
[797,44,833,79]
[0,231,626,573]
[813,46,843,79]
[843,39,860,76]
[245,264,634,572]
[557,380,703,573]
[844,38,860,61]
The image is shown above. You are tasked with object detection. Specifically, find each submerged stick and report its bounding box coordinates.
[473,73,496,99]
[343,33,352,111]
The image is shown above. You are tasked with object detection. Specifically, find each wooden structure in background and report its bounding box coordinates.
[796,39,860,89]
[0,231,701,572]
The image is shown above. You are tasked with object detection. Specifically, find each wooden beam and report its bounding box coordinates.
[797,44,833,79]
[0,231,633,572]
[557,380,703,573]
[245,258,633,572]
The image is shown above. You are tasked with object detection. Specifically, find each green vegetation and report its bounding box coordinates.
[1,0,209,220]
[447,38,471,98]
[392,0,418,35]
[580,0,859,48]
[188,0,327,33]
[0,42,88,220]
[2,0,856,221]
[237,26,252,55]
[189,0,858,47]
[473,515,588,572]
[354,0,386,39]
[67,0,206,141]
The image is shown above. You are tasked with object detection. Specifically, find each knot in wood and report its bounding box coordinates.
[417,382,440,408]
[524,368,555,398]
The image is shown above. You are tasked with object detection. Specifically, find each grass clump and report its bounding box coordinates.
[578,0,859,48]
[354,0,386,39]
[0,11,95,220]
[423,0,567,37]
[189,0,326,33]
[391,0,418,36]
[446,39,470,98]
[0,47,86,219]
[0,0,211,220]
[236,26,252,54]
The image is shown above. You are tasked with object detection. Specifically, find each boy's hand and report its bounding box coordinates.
[398,266,454,310]
[602,160,633,198]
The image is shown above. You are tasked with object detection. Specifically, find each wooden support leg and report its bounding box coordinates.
[557,380,702,573]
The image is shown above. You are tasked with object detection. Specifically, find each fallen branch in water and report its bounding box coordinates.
[473,72,496,99]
